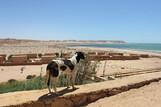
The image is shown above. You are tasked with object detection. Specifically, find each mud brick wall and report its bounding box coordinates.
[44,53,56,56]
[89,55,110,61]
[108,55,140,60]
[89,55,140,61]
[58,52,71,59]
[41,55,55,63]
[0,54,7,58]
[140,54,150,58]
[99,55,110,60]
[26,54,38,58]
[109,53,124,56]
[96,52,106,55]
[8,55,28,63]
[88,55,100,60]
[0,56,6,64]
[88,52,96,55]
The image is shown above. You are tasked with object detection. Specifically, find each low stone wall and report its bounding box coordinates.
[89,55,110,61]
[7,77,161,107]
[41,55,56,63]
[140,54,150,58]
[88,52,96,55]
[96,52,106,55]
[0,52,150,66]
[108,55,140,60]
[89,55,140,61]
[0,56,5,64]
[44,53,56,56]
[88,52,124,56]
[26,54,38,58]
[8,55,28,63]
[109,53,124,56]
[0,54,7,58]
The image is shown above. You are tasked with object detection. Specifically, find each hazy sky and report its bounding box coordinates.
[0,0,161,43]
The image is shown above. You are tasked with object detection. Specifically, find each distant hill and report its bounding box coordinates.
[0,38,126,45]
[0,38,38,44]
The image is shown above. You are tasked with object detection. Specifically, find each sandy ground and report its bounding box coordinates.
[97,58,161,76]
[0,64,47,83]
[86,80,161,107]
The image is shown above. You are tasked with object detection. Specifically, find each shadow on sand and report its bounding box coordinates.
[38,87,79,101]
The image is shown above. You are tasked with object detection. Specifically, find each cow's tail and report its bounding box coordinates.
[47,70,51,87]
[46,69,52,93]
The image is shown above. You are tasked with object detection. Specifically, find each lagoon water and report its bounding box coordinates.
[76,43,161,52]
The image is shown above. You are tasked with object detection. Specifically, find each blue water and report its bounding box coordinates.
[74,43,161,53]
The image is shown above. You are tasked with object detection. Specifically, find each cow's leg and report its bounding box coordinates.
[66,74,71,88]
[46,70,51,93]
[48,78,52,93]
[52,77,58,94]
[71,72,77,90]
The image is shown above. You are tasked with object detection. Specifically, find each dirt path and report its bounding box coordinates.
[86,80,161,107]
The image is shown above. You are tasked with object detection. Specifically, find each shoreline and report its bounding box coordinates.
[67,42,161,54]
[68,46,161,56]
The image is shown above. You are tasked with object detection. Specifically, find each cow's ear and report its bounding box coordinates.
[75,52,79,54]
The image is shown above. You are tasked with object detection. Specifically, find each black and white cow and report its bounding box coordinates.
[46,52,85,93]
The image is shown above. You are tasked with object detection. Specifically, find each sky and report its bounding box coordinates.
[0,0,161,43]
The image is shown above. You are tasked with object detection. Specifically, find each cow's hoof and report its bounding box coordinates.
[72,87,77,90]
[67,86,70,89]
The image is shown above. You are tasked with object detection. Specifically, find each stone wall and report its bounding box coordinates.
[41,55,56,63]
[26,54,38,58]
[89,55,140,61]
[88,52,96,55]
[109,52,124,56]
[0,52,151,66]
[8,55,28,64]
[0,56,5,64]
[108,55,140,60]
[96,52,106,55]
[140,54,150,58]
